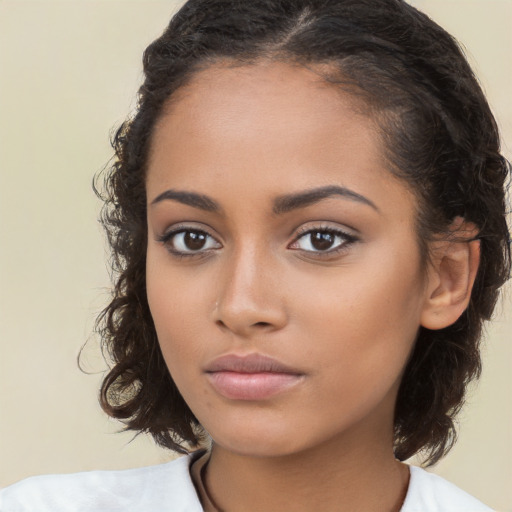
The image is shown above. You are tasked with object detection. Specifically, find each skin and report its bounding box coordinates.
[145,61,478,512]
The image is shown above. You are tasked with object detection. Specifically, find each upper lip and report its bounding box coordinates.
[204,353,303,375]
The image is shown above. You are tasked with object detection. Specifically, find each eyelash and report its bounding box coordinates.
[289,224,358,257]
[157,226,220,259]
[157,224,358,259]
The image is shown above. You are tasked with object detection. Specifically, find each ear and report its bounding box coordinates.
[420,219,480,330]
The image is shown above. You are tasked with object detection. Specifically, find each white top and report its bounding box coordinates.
[0,454,493,512]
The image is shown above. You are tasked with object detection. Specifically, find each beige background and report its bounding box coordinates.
[0,1,510,510]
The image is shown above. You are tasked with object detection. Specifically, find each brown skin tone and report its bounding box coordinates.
[145,61,479,512]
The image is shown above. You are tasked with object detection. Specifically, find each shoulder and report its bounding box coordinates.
[0,454,203,512]
[402,465,493,512]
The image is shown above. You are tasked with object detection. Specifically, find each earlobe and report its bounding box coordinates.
[420,222,480,331]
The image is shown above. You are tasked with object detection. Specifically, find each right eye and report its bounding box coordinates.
[158,228,221,256]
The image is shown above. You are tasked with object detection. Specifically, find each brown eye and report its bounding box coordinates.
[310,231,336,251]
[162,229,221,254]
[184,231,208,250]
[290,228,356,254]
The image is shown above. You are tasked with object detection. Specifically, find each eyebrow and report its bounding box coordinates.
[149,184,378,215]
[150,189,220,212]
[272,185,379,215]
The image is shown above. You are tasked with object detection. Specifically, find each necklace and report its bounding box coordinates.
[190,450,221,512]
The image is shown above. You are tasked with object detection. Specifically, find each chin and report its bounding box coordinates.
[205,419,341,460]
[203,416,306,458]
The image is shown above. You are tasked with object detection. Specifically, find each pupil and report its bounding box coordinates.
[311,231,334,251]
[184,231,207,250]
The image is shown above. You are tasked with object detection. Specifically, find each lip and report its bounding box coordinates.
[204,354,305,401]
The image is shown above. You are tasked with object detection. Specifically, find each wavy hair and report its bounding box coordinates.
[95,0,510,464]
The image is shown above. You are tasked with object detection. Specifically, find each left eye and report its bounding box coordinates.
[163,229,221,254]
[291,229,352,253]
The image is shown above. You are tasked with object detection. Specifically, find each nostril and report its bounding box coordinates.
[253,321,271,328]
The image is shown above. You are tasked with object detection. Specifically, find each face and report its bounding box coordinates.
[146,61,431,458]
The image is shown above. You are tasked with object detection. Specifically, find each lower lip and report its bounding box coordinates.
[206,371,303,400]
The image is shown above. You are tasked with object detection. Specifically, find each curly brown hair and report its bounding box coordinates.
[96,0,510,465]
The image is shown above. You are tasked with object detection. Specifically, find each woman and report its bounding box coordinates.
[1,0,509,510]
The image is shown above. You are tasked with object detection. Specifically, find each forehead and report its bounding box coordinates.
[147,60,414,219]
[162,60,366,118]
[155,60,373,148]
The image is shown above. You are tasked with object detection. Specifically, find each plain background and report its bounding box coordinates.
[0,1,510,510]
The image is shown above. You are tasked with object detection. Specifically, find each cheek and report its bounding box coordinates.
[146,251,209,364]
[147,280,210,406]
[290,247,425,377]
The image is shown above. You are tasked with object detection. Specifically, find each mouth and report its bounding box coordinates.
[204,353,305,401]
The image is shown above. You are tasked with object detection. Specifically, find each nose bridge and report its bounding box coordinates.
[227,242,261,295]
[215,238,286,334]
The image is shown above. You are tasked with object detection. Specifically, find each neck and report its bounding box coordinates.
[204,421,409,512]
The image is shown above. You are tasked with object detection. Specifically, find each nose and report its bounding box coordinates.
[213,245,288,338]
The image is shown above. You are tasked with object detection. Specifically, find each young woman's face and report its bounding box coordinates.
[146,62,431,457]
